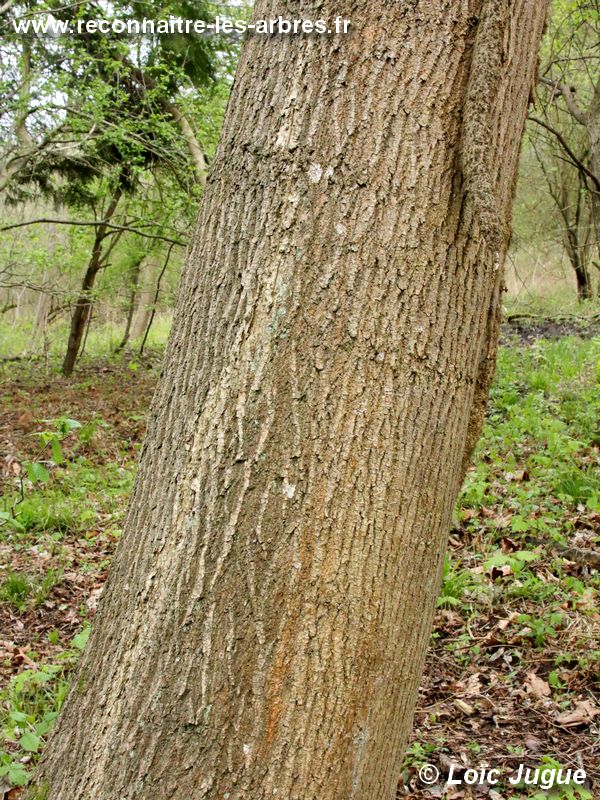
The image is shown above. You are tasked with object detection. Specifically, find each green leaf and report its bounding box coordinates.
[514,550,538,562]
[7,762,30,786]
[51,437,64,465]
[9,710,29,723]
[0,510,25,531]
[548,670,564,689]
[511,516,529,532]
[35,716,55,736]
[27,462,50,483]
[72,626,91,651]
[20,730,41,752]
[56,418,82,434]
[485,553,512,568]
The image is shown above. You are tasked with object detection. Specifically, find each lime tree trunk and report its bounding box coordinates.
[38,2,548,799]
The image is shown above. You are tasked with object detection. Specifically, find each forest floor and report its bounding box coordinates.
[0,320,598,799]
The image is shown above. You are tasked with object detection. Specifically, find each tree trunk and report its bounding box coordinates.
[139,243,176,355]
[587,100,600,281]
[130,255,160,341]
[580,78,600,295]
[61,184,123,376]
[130,298,152,341]
[570,246,592,302]
[561,180,592,302]
[573,262,592,302]
[39,2,548,799]
[115,255,145,353]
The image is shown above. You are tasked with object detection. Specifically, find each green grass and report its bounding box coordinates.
[0,315,172,362]
[477,336,600,519]
[0,629,89,787]
[437,336,599,660]
[0,568,64,612]
[503,292,600,320]
[0,572,31,611]
[7,462,133,537]
[0,408,137,789]
[437,555,488,610]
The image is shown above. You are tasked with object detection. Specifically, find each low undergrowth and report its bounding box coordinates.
[0,334,598,797]
[406,336,599,798]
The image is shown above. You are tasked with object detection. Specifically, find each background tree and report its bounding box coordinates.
[528,0,600,298]
[0,0,234,374]
[36,2,549,799]
[530,124,596,300]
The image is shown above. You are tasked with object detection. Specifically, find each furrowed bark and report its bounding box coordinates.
[39,2,549,799]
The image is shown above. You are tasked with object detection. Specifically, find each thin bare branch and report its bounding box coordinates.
[0,218,187,246]
[528,115,600,191]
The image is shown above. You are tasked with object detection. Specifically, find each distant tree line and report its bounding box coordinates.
[0,0,246,373]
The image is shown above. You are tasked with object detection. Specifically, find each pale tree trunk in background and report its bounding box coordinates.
[116,255,145,352]
[33,225,57,343]
[588,93,600,289]
[33,286,51,341]
[130,254,160,341]
[39,2,548,799]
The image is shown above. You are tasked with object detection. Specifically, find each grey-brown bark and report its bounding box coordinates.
[38,2,548,799]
